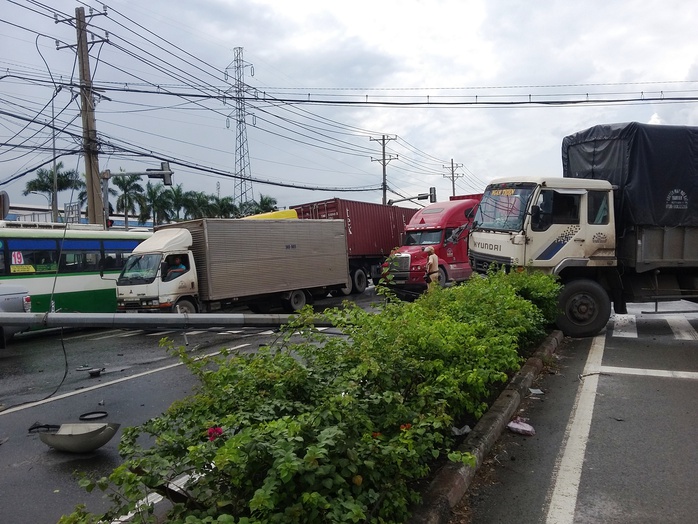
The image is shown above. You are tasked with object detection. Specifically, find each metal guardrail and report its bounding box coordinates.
[0,312,334,329]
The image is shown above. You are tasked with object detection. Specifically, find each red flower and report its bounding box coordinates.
[400,423,412,431]
[207,426,223,441]
[371,432,382,438]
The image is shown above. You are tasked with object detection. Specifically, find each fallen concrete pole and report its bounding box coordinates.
[0,312,334,329]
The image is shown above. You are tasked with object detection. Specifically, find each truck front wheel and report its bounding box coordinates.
[173,299,197,314]
[438,267,447,287]
[556,279,611,337]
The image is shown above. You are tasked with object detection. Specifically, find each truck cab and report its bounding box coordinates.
[116,229,199,313]
[469,177,616,274]
[469,176,617,337]
[385,194,481,293]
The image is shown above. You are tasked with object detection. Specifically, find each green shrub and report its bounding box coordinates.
[61,269,557,524]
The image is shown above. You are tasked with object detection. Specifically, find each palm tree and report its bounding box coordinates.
[257,193,278,213]
[23,162,84,213]
[139,182,173,226]
[168,184,189,221]
[112,174,145,230]
[238,199,258,217]
[211,195,238,218]
[184,191,213,219]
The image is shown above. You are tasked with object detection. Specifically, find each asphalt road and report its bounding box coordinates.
[454,301,698,524]
[0,290,376,523]
[8,290,695,524]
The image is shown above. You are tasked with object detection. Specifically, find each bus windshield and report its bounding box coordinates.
[118,253,161,284]
[474,184,536,232]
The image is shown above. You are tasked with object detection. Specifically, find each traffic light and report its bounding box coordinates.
[161,162,172,185]
[429,186,436,203]
[106,219,114,228]
[146,162,173,186]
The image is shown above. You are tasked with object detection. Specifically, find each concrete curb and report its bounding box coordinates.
[408,330,564,524]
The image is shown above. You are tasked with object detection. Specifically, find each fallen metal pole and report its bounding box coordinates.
[0,312,334,329]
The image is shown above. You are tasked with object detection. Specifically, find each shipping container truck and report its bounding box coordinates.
[384,194,482,295]
[115,218,349,314]
[290,198,417,294]
[468,122,698,337]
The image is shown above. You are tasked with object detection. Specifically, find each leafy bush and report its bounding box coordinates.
[61,269,557,524]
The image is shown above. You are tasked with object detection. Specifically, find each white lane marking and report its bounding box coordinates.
[118,330,145,337]
[0,344,250,416]
[545,333,605,524]
[63,330,123,340]
[90,331,130,340]
[147,330,177,336]
[610,314,637,338]
[663,315,698,340]
[184,330,206,335]
[600,365,698,380]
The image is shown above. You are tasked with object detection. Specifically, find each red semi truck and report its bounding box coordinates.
[291,198,417,294]
[384,194,482,294]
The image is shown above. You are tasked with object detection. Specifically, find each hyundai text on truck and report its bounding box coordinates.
[291,198,417,294]
[468,122,698,337]
[384,194,482,294]
[116,218,349,314]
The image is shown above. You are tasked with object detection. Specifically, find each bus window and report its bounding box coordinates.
[103,239,143,271]
[7,239,58,274]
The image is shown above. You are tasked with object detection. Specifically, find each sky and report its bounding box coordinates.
[3,0,698,215]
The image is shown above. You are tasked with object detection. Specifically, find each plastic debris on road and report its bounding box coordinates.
[507,416,535,436]
[452,424,472,436]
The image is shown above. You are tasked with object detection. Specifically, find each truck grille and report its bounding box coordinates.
[120,302,142,311]
[470,252,513,273]
[388,253,411,272]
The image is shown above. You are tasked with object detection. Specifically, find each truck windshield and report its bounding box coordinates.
[474,184,536,232]
[117,253,161,283]
[403,229,443,246]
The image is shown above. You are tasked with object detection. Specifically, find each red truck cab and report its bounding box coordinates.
[384,194,482,294]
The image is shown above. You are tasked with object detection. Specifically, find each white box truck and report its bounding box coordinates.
[116,218,349,313]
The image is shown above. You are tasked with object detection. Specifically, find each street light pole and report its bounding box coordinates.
[51,90,59,222]
[30,191,52,215]
[30,191,50,206]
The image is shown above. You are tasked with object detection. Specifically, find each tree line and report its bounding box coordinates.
[22,163,278,228]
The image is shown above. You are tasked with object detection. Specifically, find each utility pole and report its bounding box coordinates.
[443,158,464,197]
[370,135,397,205]
[74,7,106,226]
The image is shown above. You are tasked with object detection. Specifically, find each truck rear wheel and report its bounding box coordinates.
[352,268,368,294]
[282,290,307,312]
[174,299,197,314]
[556,279,611,337]
[333,274,353,296]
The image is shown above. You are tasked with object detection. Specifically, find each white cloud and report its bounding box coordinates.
[3,0,698,212]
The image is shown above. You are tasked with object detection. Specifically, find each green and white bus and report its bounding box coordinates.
[0,221,151,313]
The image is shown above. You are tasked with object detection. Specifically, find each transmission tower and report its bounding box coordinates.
[226,47,254,206]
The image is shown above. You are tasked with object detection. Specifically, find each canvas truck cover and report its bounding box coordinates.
[561,122,698,229]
